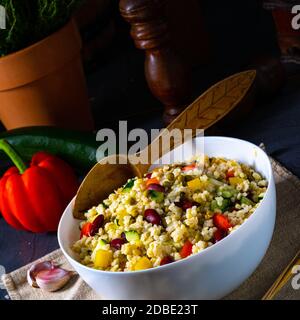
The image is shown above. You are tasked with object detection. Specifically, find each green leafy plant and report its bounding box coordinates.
[0,0,83,56]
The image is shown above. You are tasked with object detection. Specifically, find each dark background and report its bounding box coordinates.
[87,0,280,129]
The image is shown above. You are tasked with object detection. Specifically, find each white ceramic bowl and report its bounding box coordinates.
[58,136,276,299]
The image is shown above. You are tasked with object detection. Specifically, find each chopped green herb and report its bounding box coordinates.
[123,179,135,192]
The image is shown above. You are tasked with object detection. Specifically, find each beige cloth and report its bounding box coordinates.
[2,158,300,300]
[2,249,99,300]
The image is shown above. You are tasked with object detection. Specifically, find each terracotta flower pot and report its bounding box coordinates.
[0,19,94,131]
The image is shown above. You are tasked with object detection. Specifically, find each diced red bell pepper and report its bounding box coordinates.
[146,177,160,186]
[180,240,193,258]
[80,222,92,238]
[181,163,196,172]
[213,214,232,231]
[226,169,235,179]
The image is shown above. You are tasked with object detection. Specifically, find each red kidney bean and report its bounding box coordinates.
[175,199,196,210]
[146,173,152,179]
[144,209,162,225]
[182,200,194,210]
[111,238,126,250]
[147,184,165,193]
[160,256,174,266]
[213,228,225,243]
[89,215,104,236]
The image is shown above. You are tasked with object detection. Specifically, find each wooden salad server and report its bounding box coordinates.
[73,70,256,219]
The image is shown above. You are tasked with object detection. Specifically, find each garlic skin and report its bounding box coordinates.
[27,261,75,292]
[35,268,75,292]
[27,261,55,288]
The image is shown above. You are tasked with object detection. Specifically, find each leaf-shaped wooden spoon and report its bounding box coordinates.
[73,70,256,219]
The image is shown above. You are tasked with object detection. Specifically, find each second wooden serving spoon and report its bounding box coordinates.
[73,70,256,219]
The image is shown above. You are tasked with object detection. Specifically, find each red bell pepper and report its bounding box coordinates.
[146,177,160,186]
[181,163,196,172]
[226,169,235,179]
[180,240,193,258]
[80,222,92,239]
[213,213,232,231]
[0,139,78,233]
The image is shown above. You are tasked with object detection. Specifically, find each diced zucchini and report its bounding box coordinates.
[148,190,164,203]
[220,199,230,211]
[208,177,224,187]
[221,190,233,198]
[210,200,219,212]
[211,198,230,212]
[241,196,254,206]
[98,239,108,248]
[220,186,237,199]
[125,230,140,242]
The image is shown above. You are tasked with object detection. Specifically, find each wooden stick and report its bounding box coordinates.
[262,250,300,300]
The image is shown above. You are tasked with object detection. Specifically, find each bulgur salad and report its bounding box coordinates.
[72,156,268,272]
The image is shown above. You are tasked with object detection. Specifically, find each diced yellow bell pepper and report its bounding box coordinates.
[134,257,152,271]
[229,177,244,186]
[187,178,204,191]
[128,207,139,218]
[116,209,128,226]
[94,249,113,268]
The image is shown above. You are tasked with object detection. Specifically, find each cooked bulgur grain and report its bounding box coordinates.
[72,156,267,272]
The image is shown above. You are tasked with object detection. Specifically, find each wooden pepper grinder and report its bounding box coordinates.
[119,0,191,124]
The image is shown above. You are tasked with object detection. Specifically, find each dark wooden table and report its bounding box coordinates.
[1,70,300,300]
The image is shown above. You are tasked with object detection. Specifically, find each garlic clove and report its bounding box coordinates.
[27,261,76,292]
[27,261,55,288]
[35,268,75,292]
